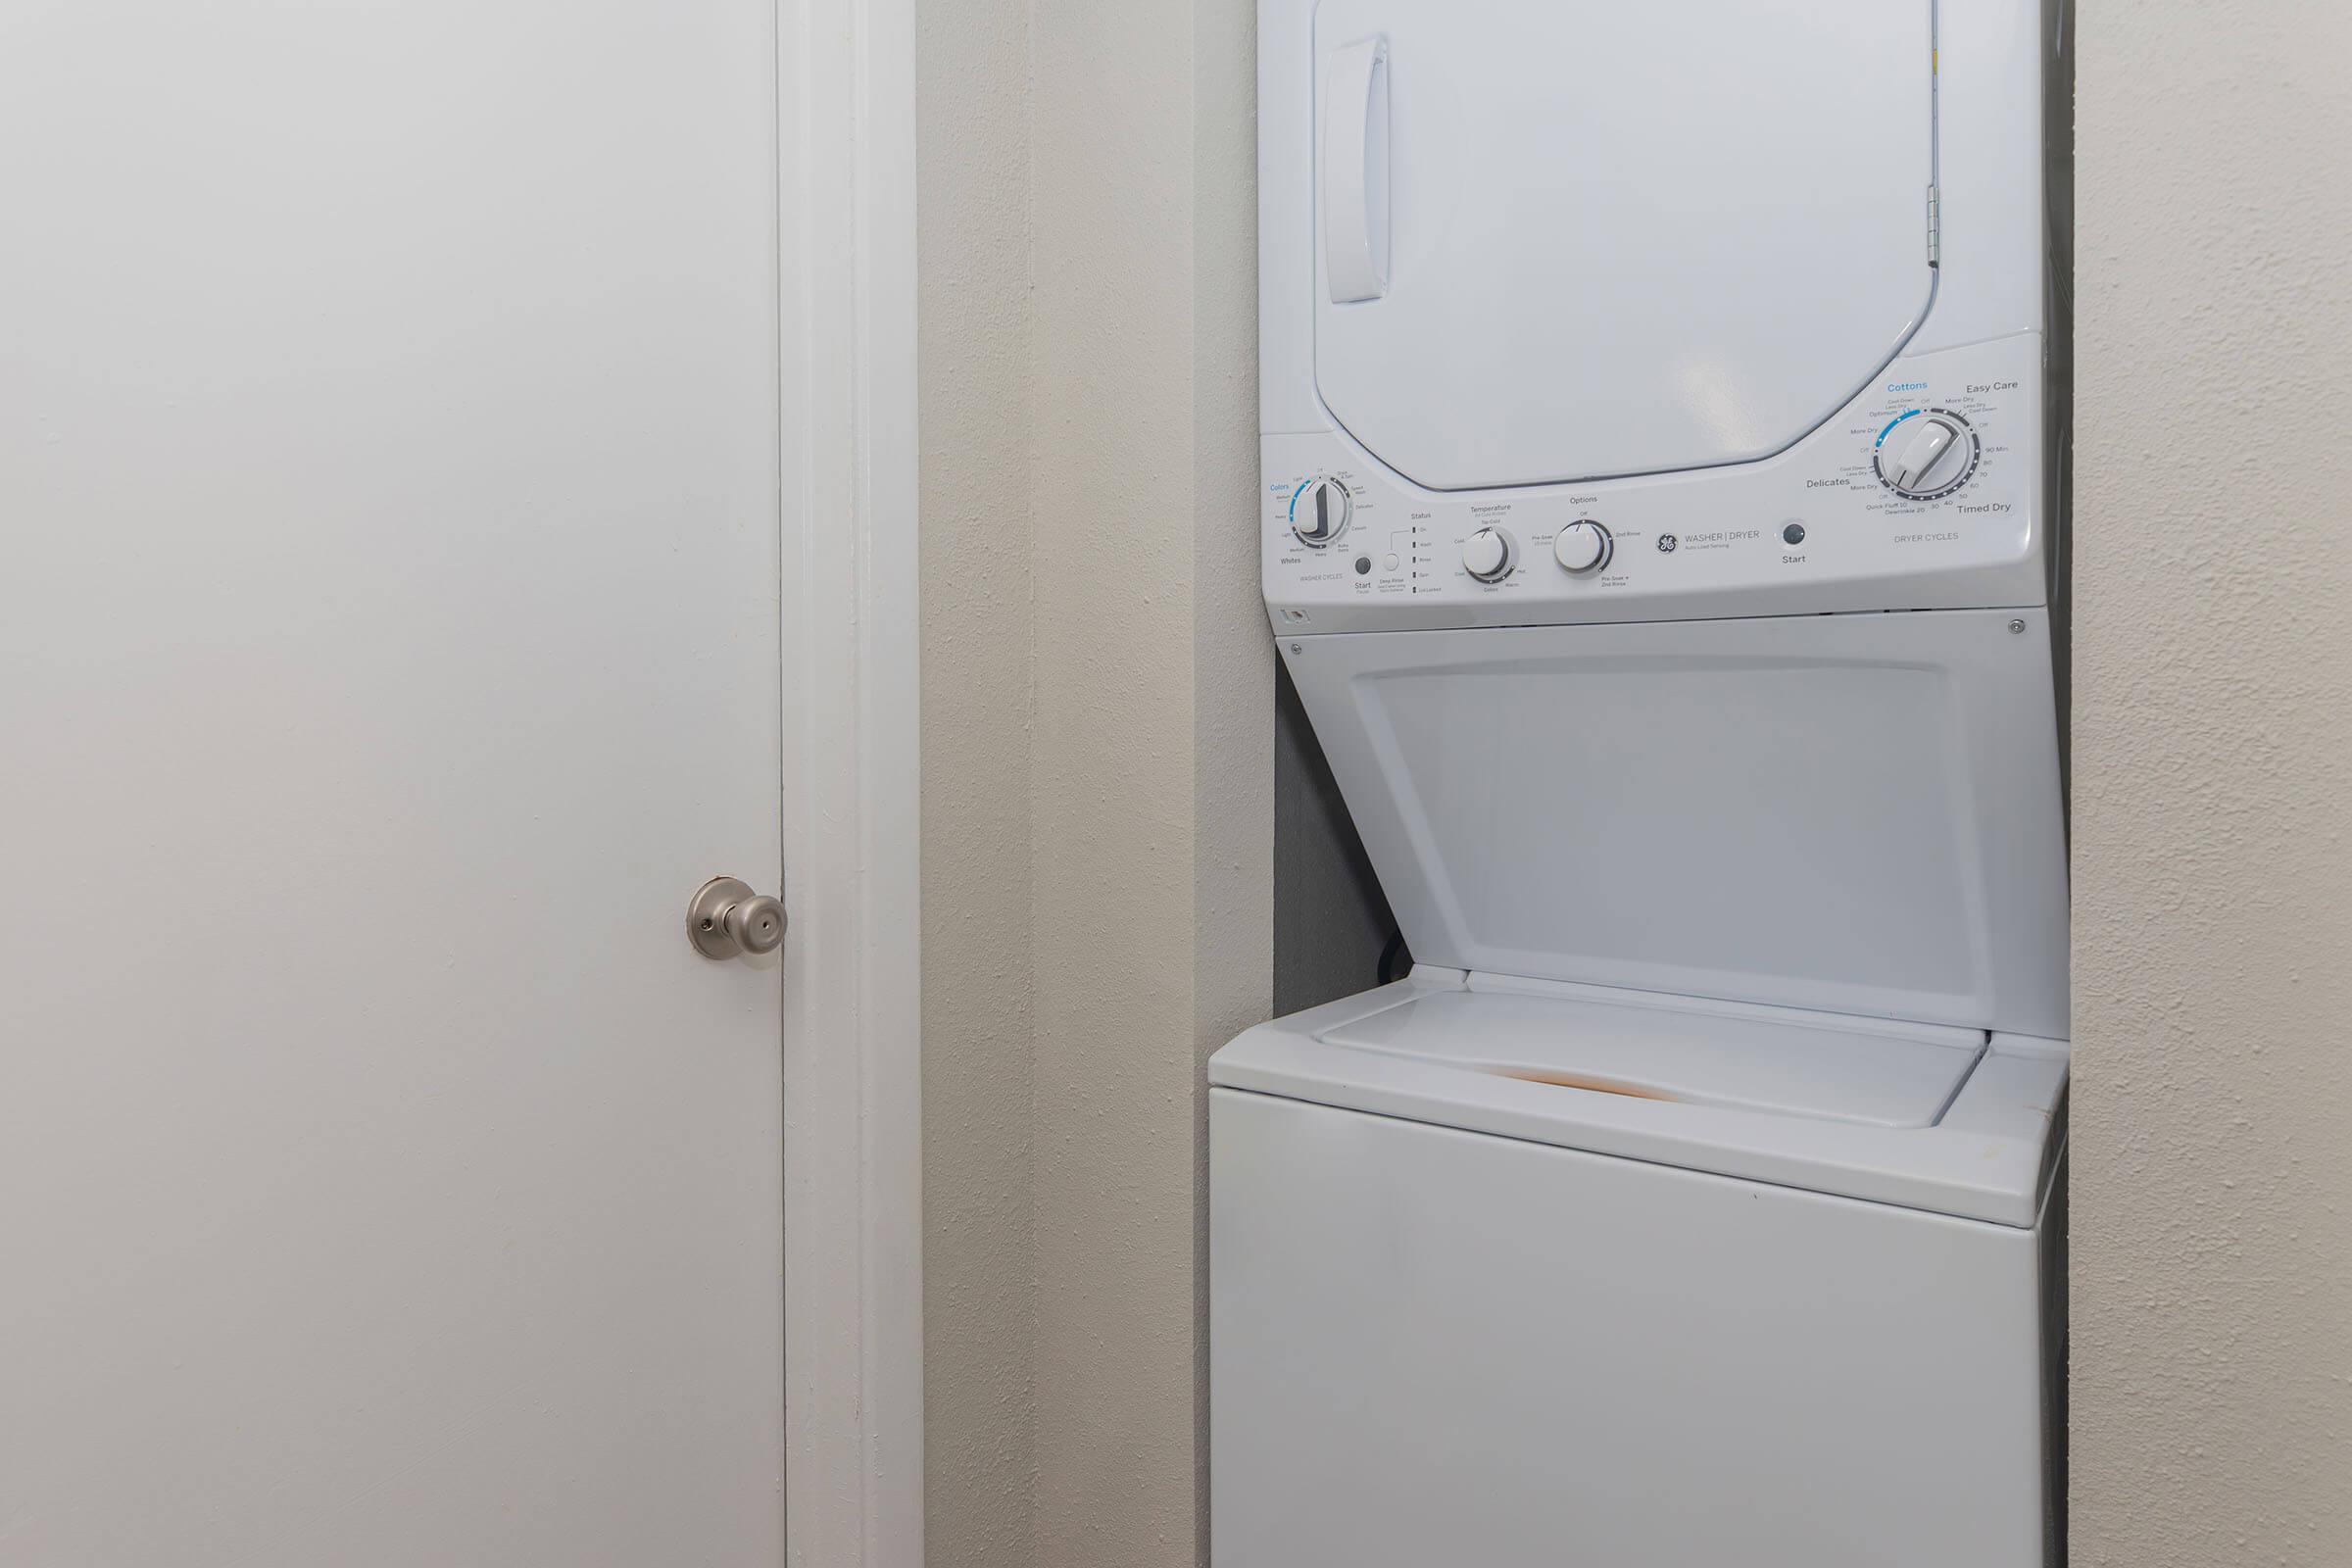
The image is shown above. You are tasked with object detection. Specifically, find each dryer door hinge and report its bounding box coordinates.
[1926,182,1941,267]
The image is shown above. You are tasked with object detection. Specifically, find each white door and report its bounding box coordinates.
[0,5,787,1562]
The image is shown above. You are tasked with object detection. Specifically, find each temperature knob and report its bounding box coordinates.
[1462,525,1517,582]
[1553,519,1612,574]
[1290,476,1351,547]
[1876,411,1979,499]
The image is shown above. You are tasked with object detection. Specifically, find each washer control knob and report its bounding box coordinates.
[1290,476,1351,547]
[1462,525,1517,582]
[1877,413,1976,498]
[1552,519,1612,574]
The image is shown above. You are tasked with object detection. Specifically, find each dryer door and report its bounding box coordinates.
[1311,0,1937,490]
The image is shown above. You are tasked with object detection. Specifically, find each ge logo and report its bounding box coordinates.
[1656,533,1678,553]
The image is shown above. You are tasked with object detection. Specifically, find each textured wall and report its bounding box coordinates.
[1028,2,1266,1564]
[919,1,1268,1564]
[2072,3,2352,1562]
[916,0,1036,1559]
[1185,3,1271,1555]
[1024,4,1200,1560]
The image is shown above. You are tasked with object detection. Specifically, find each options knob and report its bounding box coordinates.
[1552,519,1612,574]
[1290,476,1351,547]
[1461,525,1517,582]
[1876,412,1978,499]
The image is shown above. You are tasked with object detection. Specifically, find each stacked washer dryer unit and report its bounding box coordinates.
[1210,2,2069,1565]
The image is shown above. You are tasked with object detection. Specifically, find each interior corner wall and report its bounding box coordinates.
[1027,2,1268,1564]
[2072,2,2352,1561]
[920,2,1268,1566]
[916,0,1038,1562]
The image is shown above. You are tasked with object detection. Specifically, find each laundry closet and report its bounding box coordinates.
[1216,2,2072,1562]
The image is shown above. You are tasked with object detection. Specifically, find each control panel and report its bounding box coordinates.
[1264,334,2048,632]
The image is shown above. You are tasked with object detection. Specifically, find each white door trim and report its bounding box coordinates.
[779,0,922,1563]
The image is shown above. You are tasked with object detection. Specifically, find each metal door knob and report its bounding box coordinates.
[688,876,787,959]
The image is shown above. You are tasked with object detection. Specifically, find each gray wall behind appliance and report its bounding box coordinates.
[1274,659,1400,1015]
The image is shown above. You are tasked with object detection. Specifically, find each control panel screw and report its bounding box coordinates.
[1290,642,1303,656]
[2008,619,2026,634]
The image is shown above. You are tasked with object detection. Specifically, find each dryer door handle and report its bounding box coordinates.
[1322,35,1390,304]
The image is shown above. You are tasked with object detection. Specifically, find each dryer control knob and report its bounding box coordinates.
[1877,413,1977,498]
[1290,477,1351,547]
[1553,519,1612,574]
[1462,525,1517,582]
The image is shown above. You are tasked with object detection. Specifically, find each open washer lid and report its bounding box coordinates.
[1311,0,1937,490]
[1280,610,2071,1041]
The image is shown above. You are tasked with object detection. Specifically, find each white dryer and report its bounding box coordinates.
[1211,2,2070,1565]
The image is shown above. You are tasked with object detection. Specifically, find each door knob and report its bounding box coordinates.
[687,876,787,959]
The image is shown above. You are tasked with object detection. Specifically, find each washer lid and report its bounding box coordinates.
[1279,611,2072,1041]
[1311,0,1937,490]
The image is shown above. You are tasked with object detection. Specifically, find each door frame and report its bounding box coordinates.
[779,0,921,1563]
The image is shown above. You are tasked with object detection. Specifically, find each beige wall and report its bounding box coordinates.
[1028,4,1266,1566]
[916,0,1037,1560]
[919,2,1266,1565]
[2072,2,2352,1562]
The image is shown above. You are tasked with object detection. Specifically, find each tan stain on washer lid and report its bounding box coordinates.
[1488,1068,1678,1102]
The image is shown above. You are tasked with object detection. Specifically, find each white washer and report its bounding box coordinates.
[1214,1,2070,1564]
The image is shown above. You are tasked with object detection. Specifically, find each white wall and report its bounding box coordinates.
[2072,1,2352,1560]
[919,2,1266,1565]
